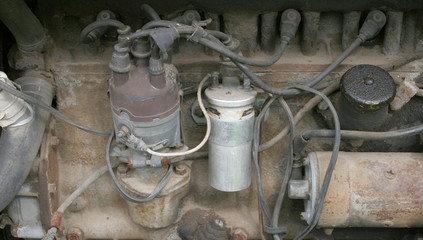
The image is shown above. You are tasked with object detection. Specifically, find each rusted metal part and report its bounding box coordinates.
[38,118,59,230]
[161,157,169,169]
[118,165,191,228]
[67,227,84,240]
[232,228,248,240]
[50,211,62,228]
[305,152,423,228]
[390,76,419,111]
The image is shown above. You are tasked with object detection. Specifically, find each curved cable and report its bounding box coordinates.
[106,132,173,203]
[284,85,341,240]
[301,124,423,141]
[146,74,211,157]
[272,97,295,240]
[0,78,111,136]
[80,19,128,44]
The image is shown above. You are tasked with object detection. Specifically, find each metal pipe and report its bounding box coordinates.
[0,76,53,211]
[0,0,46,53]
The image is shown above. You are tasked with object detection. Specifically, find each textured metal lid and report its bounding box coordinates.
[341,64,396,111]
[205,85,257,108]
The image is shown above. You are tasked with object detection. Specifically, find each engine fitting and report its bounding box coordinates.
[338,64,396,131]
[205,68,257,192]
[109,40,181,152]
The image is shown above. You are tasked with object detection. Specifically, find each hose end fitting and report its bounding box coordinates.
[109,44,131,73]
[358,10,386,41]
[280,9,301,42]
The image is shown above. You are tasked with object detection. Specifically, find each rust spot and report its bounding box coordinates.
[51,211,62,228]
[161,157,169,169]
[128,158,133,169]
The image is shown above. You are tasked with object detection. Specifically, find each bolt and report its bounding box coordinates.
[232,228,248,240]
[50,136,60,146]
[384,169,396,180]
[118,125,130,139]
[117,164,129,174]
[300,212,307,220]
[175,165,187,175]
[67,227,84,240]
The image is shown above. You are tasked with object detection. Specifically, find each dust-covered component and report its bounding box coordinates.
[299,151,423,228]
[110,54,181,151]
[117,164,190,228]
[339,64,395,131]
[205,74,257,192]
[177,209,230,240]
[0,72,31,127]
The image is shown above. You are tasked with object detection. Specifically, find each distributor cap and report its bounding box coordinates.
[340,64,395,112]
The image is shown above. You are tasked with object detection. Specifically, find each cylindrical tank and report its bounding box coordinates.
[205,77,257,192]
[339,65,396,131]
[302,152,423,228]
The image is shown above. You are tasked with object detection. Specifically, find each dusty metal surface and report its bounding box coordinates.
[32,5,423,238]
[308,152,423,228]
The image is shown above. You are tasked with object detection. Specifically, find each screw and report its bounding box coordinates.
[175,165,187,175]
[50,136,60,146]
[67,227,84,240]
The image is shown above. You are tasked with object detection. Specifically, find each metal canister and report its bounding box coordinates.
[299,151,423,228]
[339,64,395,131]
[205,77,257,192]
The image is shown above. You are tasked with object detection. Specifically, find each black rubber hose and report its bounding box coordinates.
[301,124,423,141]
[0,77,53,211]
[80,19,128,44]
[0,0,45,52]
[141,4,160,21]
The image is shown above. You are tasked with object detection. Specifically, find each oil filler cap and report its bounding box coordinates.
[340,64,395,112]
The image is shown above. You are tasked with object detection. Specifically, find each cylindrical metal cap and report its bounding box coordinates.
[340,64,395,112]
[205,86,256,108]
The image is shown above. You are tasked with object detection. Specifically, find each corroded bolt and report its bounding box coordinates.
[233,228,248,240]
[50,136,60,146]
[117,164,129,174]
[175,165,187,175]
[67,227,84,240]
[117,125,130,139]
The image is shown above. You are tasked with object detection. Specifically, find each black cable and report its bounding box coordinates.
[0,78,111,136]
[272,97,295,240]
[106,133,173,203]
[253,96,276,223]
[140,4,160,21]
[283,85,341,240]
[301,124,423,141]
[232,38,362,98]
[80,19,128,44]
[198,37,289,67]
